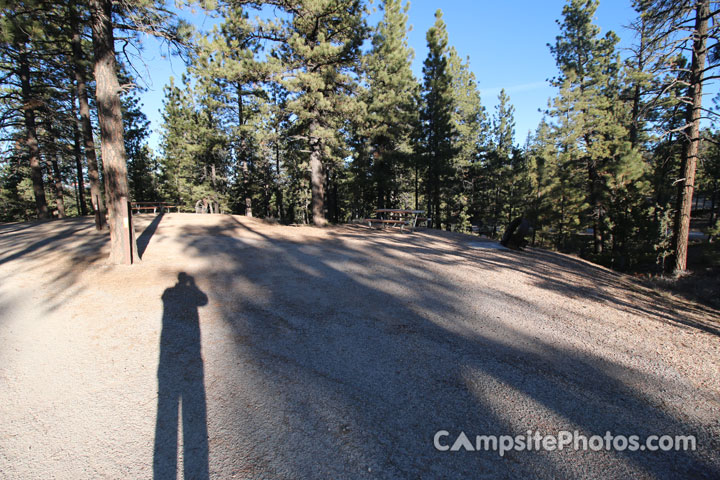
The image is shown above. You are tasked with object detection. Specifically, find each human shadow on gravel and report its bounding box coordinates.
[154,272,209,480]
[179,217,719,479]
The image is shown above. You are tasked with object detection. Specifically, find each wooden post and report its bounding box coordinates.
[118,195,133,264]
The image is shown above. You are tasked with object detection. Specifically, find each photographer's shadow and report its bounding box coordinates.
[153,272,209,480]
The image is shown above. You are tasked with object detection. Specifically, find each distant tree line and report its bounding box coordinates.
[1,0,719,272]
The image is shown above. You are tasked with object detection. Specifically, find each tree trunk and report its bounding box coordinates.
[414,160,419,211]
[235,85,253,217]
[558,194,566,250]
[309,121,327,226]
[672,0,709,274]
[73,176,81,215]
[332,175,339,224]
[710,180,717,226]
[426,194,432,229]
[51,153,66,218]
[275,142,284,221]
[18,40,49,219]
[90,0,138,264]
[628,16,648,149]
[433,177,441,230]
[492,186,500,236]
[585,141,604,254]
[375,146,386,210]
[309,151,327,225]
[71,89,88,216]
[241,160,253,217]
[71,0,105,229]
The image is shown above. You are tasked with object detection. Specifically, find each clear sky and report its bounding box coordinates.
[136,0,640,152]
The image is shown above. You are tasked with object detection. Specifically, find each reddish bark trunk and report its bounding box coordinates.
[672,0,709,274]
[70,90,88,216]
[51,153,66,218]
[71,0,105,229]
[90,0,139,264]
[309,121,327,226]
[18,40,49,219]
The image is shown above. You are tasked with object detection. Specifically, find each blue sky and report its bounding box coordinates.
[136,0,639,152]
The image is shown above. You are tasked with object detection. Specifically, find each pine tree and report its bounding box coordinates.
[526,118,558,246]
[0,0,52,218]
[68,0,105,228]
[488,89,517,235]
[121,80,155,203]
[157,71,230,214]
[237,0,367,226]
[190,3,272,216]
[447,48,486,231]
[549,0,645,257]
[362,0,418,212]
[419,9,457,228]
[88,0,140,264]
[639,0,719,273]
[159,77,193,205]
[88,0,190,264]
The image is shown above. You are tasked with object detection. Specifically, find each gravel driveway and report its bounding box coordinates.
[0,214,718,479]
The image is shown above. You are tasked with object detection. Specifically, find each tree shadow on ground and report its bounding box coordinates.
[0,219,91,266]
[138,213,165,258]
[154,272,209,480]
[334,227,720,335]
[0,216,163,313]
[176,217,718,479]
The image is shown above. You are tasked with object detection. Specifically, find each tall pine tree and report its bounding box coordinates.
[419,9,457,228]
[362,0,418,212]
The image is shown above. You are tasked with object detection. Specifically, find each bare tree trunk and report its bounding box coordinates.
[628,16,648,149]
[586,144,603,254]
[241,160,252,217]
[71,89,88,216]
[558,195,566,250]
[492,186,500,236]
[275,142,283,221]
[414,160,419,211]
[309,151,326,226]
[672,0,709,274]
[710,180,717,226]
[73,176,81,215]
[71,0,105,229]
[309,121,327,226]
[18,40,49,219]
[51,153,66,218]
[90,0,138,264]
[433,180,441,230]
[235,85,253,217]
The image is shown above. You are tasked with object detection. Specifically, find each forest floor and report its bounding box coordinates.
[0,213,718,479]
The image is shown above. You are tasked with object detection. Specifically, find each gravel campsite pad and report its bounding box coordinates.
[0,214,718,479]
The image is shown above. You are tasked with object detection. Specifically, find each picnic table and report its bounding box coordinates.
[364,209,428,232]
[131,202,180,214]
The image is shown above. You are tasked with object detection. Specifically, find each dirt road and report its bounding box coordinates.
[0,214,718,478]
